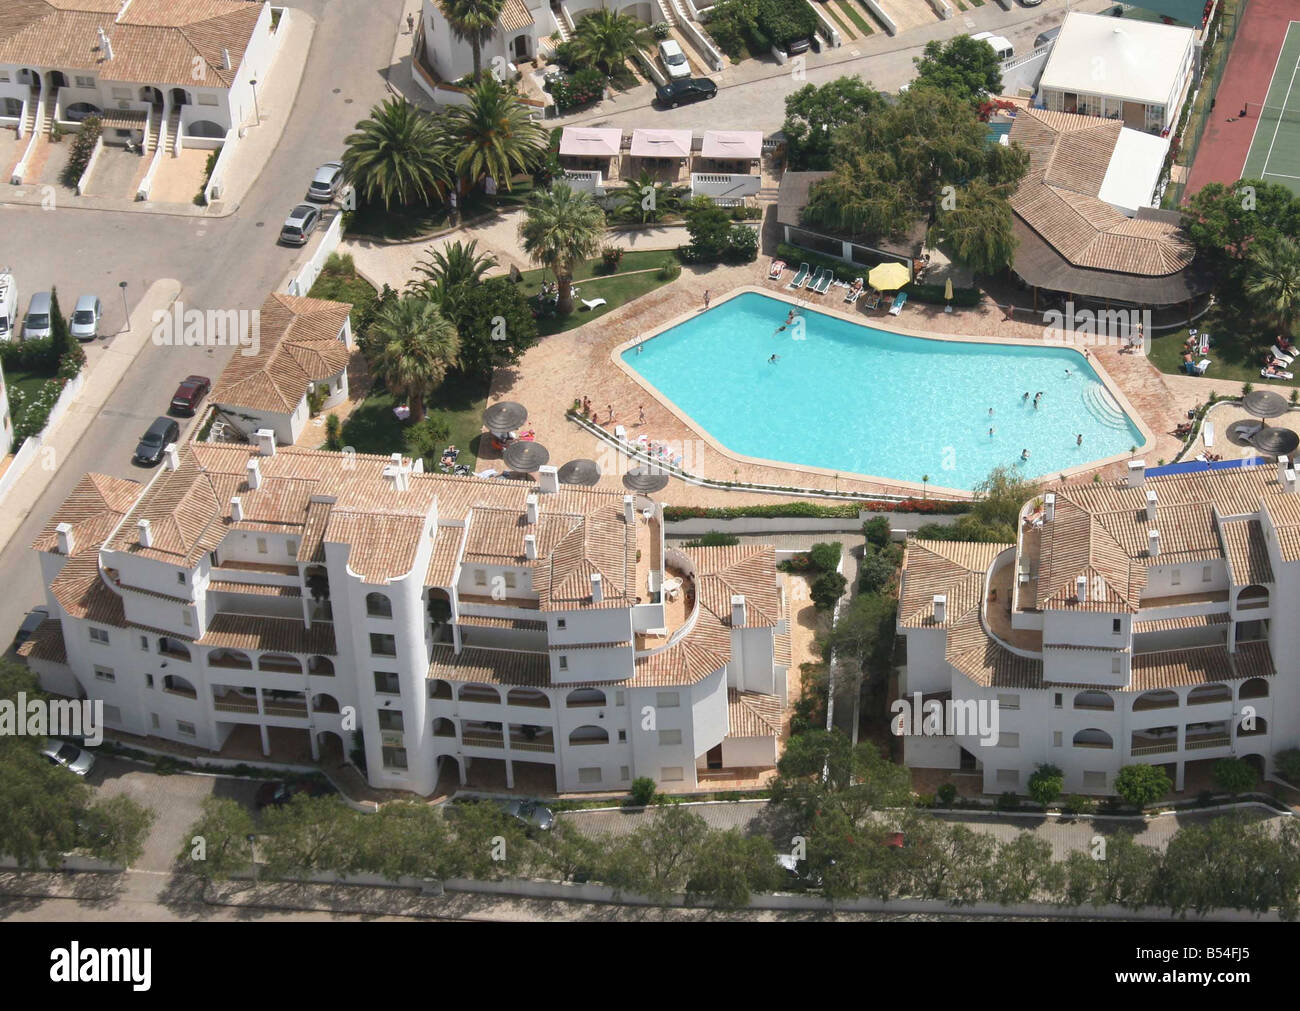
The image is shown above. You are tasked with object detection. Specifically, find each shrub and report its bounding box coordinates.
[325,413,342,451]
[683,532,741,547]
[403,414,453,467]
[630,777,657,806]
[808,541,842,572]
[600,245,624,271]
[857,546,896,595]
[725,223,759,263]
[996,791,1020,811]
[863,515,892,548]
[1027,763,1064,807]
[60,115,102,187]
[936,783,958,807]
[1062,794,1095,816]
[657,256,680,281]
[1211,757,1258,796]
[652,21,671,39]
[551,40,581,71]
[551,67,605,112]
[1277,748,1300,785]
[810,570,847,611]
[1114,764,1172,808]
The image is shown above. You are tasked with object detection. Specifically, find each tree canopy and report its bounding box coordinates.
[912,35,1004,106]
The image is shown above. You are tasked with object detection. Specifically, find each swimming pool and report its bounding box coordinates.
[620,292,1146,491]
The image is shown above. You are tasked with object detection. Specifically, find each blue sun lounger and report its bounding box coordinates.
[787,263,810,290]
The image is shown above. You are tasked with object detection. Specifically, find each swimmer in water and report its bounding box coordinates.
[1076,433,1083,446]
[1021,448,1030,461]
[769,354,779,363]
[989,427,996,437]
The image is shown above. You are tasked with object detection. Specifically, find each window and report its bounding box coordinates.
[1053,692,1062,709]
[659,729,682,746]
[378,710,404,731]
[145,675,154,689]
[996,693,1020,711]
[139,635,149,651]
[474,569,487,586]
[578,767,602,784]
[74,75,95,88]
[197,92,219,106]
[615,690,625,706]
[370,633,397,657]
[656,691,680,708]
[89,627,110,645]
[1083,771,1107,788]
[660,766,684,782]
[102,705,122,724]
[382,747,408,769]
[111,87,131,100]
[1052,731,1062,747]
[93,666,115,683]
[556,618,566,630]
[1111,656,1123,675]
[256,537,268,554]
[1203,566,1213,583]
[620,766,630,781]
[997,732,1019,748]
[177,721,197,737]
[995,769,1019,785]
[177,571,186,584]
[0,72,9,83]
[1111,618,1122,634]
[617,729,627,742]
[287,540,298,557]
[151,713,160,729]
[366,592,393,618]
[504,572,517,589]
[373,671,401,695]
[1171,569,1182,586]
[558,655,568,671]
[181,609,193,627]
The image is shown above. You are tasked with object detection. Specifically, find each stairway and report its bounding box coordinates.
[1081,384,1131,432]
[168,107,182,154]
[550,1,572,42]
[21,87,38,138]
[45,89,61,138]
[145,108,164,154]
[656,0,677,26]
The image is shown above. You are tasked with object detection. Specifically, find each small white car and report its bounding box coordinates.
[659,39,691,80]
[42,739,95,776]
[70,294,102,341]
[0,271,17,343]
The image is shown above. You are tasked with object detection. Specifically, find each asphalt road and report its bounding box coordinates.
[0,0,405,641]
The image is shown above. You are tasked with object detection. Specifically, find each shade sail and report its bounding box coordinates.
[559,127,622,158]
[700,130,763,160]
[622,467,670,493]
[503,440,550,472]
[557,459,601,486]
[630,129,692,159]
[1243,390,1289,420]
[868,262,911,291]
[1251,427,1300,457]
[483,401,527,433]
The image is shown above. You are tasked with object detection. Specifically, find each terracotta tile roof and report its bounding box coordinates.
[727,689,783,738]
[774,628,792,667]
[945,607,1043,689]
[428,645,551,688]
[51,553,125,625]
[210,293,351,415]
[17,618,67,665]
[425,525,463,587]
[899,540,1006,628]
[689,544,783,628]
[455,614,545,631]
[532,505,636,612]
[1008,108,1194,277]
[206,580,301,597]
[497,0,534,32]
[196,613,336,655]
[1128,644,1234,690]
[32,473,140,554]
[0,0,263,89]
[1132,612,1228,633]
[1219,519,1273,585]
[1036,496,1144,613]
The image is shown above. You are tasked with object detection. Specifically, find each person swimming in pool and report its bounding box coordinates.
[769,354,779,363]
[1021,448,1030,461]
[1022,392,1030,403]
[1077,433,1083,446]
[989,427,996,437]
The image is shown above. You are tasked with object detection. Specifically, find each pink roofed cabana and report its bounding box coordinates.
[629,128,693,181]
[559,127,623,158]
[700,130,763,161]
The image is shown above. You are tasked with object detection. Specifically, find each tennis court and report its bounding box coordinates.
[1241,21,1300,193]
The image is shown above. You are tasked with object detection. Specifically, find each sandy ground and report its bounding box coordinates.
[149,148,212,205]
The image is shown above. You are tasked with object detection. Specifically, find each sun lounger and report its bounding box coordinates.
[1199,333,1210,355]
[1263,367,1295,380]
[888,292,908,316]
[474,468,498,479]
[844,278,864,303]
[813,269,833,295]
[787,263,810,290]
[1196,358,1211,375]
[768,259,786,280]
[864,290,881,310]
[805,267,826,294]
[1273,346,1295,364]
[580,297,607,311]
[1204,421,1215,448]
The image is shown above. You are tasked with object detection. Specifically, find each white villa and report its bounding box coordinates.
[22,441,793,796]
[1037,12,1197,133]
[0,0,277,154]
[208,292,354,448]
[896,460,1300,797]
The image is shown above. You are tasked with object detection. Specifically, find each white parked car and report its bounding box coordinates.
[42,739,95,776]
[0,271,16,343]
[70,294,102,341]
[659,39,691,80]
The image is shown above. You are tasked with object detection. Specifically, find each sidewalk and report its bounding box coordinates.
[0,9,313,218]
[0,279,181,555]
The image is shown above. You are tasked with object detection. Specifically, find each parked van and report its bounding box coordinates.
[0,272,16,343]
[971,31,1014,62]
[23,291,53,341]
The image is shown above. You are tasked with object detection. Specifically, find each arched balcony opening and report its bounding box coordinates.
[458,683,500,704]
[1236,584,1269,611]
[1187,683,1232,706]
[311,693,340,714]
[1239,677,1269,700]
[427,589,451,623]
[429,679,453,700]
[1073,690,1114,712]
[305,565,330,600]
[162,674,197,698]
[566,688,605,709]
[169,87,190,106]
[208,648,251,670]
[1130,725,1177,755]
[187,119,224,138]
[366,591,393,618]
[1073,728,1113,750]
[432,717,457,738]
[307,655,334,677]
[158,637,191,661]
[1237,715,1268,738]
[1132,689,1179,712]
[569,725,609,746]
[139,86,163,107]
[65,102,101,121]
[259,653,302,674]
[508,688,550,709]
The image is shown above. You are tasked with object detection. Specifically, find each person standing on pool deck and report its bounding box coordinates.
[639,405,646,425]
[703,290,711,309]
[607,404,614,424]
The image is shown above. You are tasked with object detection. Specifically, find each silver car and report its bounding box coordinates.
[70,294,102,341]
[23,291,52,340]
[307,161,344,202]
[499,799,555,832]
[42,739,95,776]
[280,203,320,246]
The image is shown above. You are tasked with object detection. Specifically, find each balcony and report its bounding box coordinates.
[212,692,258,714]
[263,699,308,718]
[1185,734,1232,751]
[1131,741,1178,755]
[461,733,504,749]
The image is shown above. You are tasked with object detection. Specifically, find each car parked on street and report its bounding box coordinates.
[280,204,321,246]
[12,606,49,650]
[655,77,717,108]
[42,739,95,776]
[23,291,53,340]
[69,294,102,341]
[134,416,179,466]
[255,778,333,810]
[169,374,211,415]
[0,271,17,343]
[658,39,691,80]
[307,161,344,202]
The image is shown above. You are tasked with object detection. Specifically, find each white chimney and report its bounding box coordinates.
[254,429,276,456]
[222,48,232,71]
[1279,456,1291,483]
[382,464,409,492]
[538,465,559,494]
[590,572,603,602]
[1044,493,1055,523]
[163,442,180,471]
[1145,489,1157,522]
[98,28,113,61]
[525,493,539,524]
[1076,574,1088,603]
[623,494,635,523]
[137,518,153,548]
[524,533,538,560]
[1287,468,1298,494]
[55,522,74,555]
[1148,528,1161,557]
[246,458,262,490]
[1126,459,1146,487]
[932,593,946,624]
[731,594,747,627]
[230,496,244,522]
[411,457,424,474]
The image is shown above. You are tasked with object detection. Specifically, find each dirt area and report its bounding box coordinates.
[82,145,147,199]
[148,147,212,205]
[35,136,74,187]
[875,0,941,33]
[0,125,22,181]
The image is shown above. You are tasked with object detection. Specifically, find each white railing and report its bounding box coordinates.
[862,0,897,35]
[1002,43,1053,73]
[676,12,725,70]
[562,169,605,195]
[137,101,170,200]
[691,172,760,200]
[75,133,103,195]
[11,89,45,184]
[284,211,344,295]
[805,0,842,47]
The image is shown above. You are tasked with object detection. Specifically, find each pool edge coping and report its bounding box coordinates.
[608,285,1158,500]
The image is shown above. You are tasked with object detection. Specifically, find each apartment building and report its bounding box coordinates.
[22,440,791,795]
[896,459,1298,796]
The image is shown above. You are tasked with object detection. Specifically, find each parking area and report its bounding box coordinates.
[0,125,21,180]
[149,148,213,205]
[34,138,74,188]
[81,145,147,200]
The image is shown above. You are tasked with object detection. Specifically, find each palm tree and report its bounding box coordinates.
[1247,235,1300,338]
[519,182,606,315]
[408,239,499,309]
[439,0,507,80]
[442,76,547,194]
[573,9,653,76]
[368,296,461,422]
[614,169,686,225]
[343,98,450,210]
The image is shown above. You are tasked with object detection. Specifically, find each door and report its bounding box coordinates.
[1122,101,1146,130]
[706,744,723,769]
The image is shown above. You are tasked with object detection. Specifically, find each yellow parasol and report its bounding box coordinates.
[944,277,954,313]
[868,261,911,291]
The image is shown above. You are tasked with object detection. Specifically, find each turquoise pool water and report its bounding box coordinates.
[621,292,1144,491]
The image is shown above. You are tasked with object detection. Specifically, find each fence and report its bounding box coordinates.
[284,211,344,296]
[1163,0,1248,207]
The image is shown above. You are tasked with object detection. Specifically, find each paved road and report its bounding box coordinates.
[0,0,405,642]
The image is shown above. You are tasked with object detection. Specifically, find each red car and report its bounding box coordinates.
[170,375,210,415]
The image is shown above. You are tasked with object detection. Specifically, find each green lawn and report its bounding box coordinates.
[347,177,538,241]
[820,2,853,38]
[1148,305,1300,390]
[341,373,492,472]
[518,252,683,336]
[836,1,874,35]
[307,257,378,333]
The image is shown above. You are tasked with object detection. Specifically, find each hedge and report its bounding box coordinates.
[775,243,983,305]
